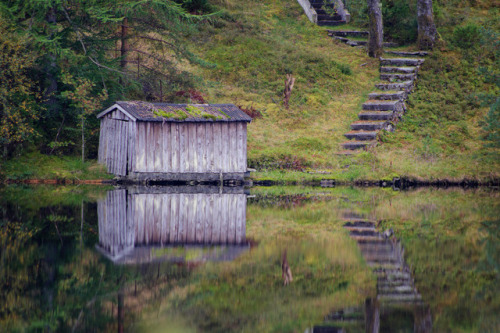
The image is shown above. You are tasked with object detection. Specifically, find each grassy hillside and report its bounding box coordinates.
[183,0,499,181]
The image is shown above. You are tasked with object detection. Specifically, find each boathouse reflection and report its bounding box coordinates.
[96,187,249,264]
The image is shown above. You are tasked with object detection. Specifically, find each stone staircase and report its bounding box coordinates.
[304,211,432,332]
[328,29,398,48]
[325,29,429,152]
[310,0,346,26]
[342,214,423,305]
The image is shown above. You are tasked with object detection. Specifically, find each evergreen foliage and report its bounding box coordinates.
[0,0,209,159]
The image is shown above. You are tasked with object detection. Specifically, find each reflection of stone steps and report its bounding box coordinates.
[341,214,423,308]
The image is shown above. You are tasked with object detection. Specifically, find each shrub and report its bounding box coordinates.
[452,24,481,49]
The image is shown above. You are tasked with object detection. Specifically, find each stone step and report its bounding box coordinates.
[378,285,416,294]
[362,100,402,111]
[358,111,394,121]
[365,255,403,263]
[344,130,378,141]
[368,262,405,270]
[318,14,342,21]
[375,81,413,92]
[358,242,395,252]
[332,39,398,48]
[374,269,412,279]
[377,279,414,287]
[368,91,406,101]
[343,221,376,228]
[386,50,429,57]
[380,73,416,82]
[380,57,425,67]
[340,140,376,150]
[380,66,417,74]
[318,20,346,26]
[377,293,422,302]
[350,230,381,237]
[344,225,376,232]
[350,120,388,131]
[327,30,369,38]
[331,36,350,43]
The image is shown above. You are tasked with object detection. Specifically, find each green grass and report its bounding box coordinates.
[1,151,112,181]
[184,0,499,182]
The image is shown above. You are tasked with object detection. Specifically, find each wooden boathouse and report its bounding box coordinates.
[97,101,252,181]
[96,187,249,264]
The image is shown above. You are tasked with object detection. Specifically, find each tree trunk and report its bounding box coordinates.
[367,0,383,58]
[121,17,129,69]
[417,0,438,50]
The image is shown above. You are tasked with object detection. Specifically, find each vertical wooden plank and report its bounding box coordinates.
[227,194,236,244]
[171,123,179,172]
[109,119,115,174]
[98,120,105,164]
[145,194,154,244]
[154,194,162,243]
[196,123,206,173]
[186,194,195,243]
[116,121,122,175]
[237,122,245,172]
[213,123,221,172]
[178,194,187,242]
[236,194,245,244]
[161,194,170,244]
[221,123,229,172]
[229,122,237,173]
[135,195,144,244]
[128,193,135,248]
[205,195,213,244]
[162,123,170,172]
[117,121,123,175]
[154,123,162,172]
[170,194,179,243]
[127,121,133,173]
[135,123,144,172]
[220,194,228,244]
[105,117,111,172]
[145,122,151,172]
[179,124,187,172]
[213,194,221,243]
[195,194,204,243]
[120,121,128,176]
[242,123,247,171]
[188,124,197,172]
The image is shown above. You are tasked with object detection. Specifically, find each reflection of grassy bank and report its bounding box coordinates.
[376,188,500,332]
[145,197,376,332]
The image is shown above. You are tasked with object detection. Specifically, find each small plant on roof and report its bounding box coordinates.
[153,108,188,120]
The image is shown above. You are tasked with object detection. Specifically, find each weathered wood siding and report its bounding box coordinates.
[97,190,247,259]
[97,189,134,258]
[133,122,247,174]
[98,107,248,176]
[98,111,129,176]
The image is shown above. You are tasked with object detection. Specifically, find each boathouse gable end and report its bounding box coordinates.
[97,101,251,180]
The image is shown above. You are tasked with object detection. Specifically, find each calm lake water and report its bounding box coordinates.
[0,185,498,332]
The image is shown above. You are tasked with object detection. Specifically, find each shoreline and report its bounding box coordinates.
[3,176,499,189]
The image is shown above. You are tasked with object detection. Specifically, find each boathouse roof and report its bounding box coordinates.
[97,101,252,123]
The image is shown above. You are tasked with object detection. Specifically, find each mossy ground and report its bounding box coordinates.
[185,0,499,182]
